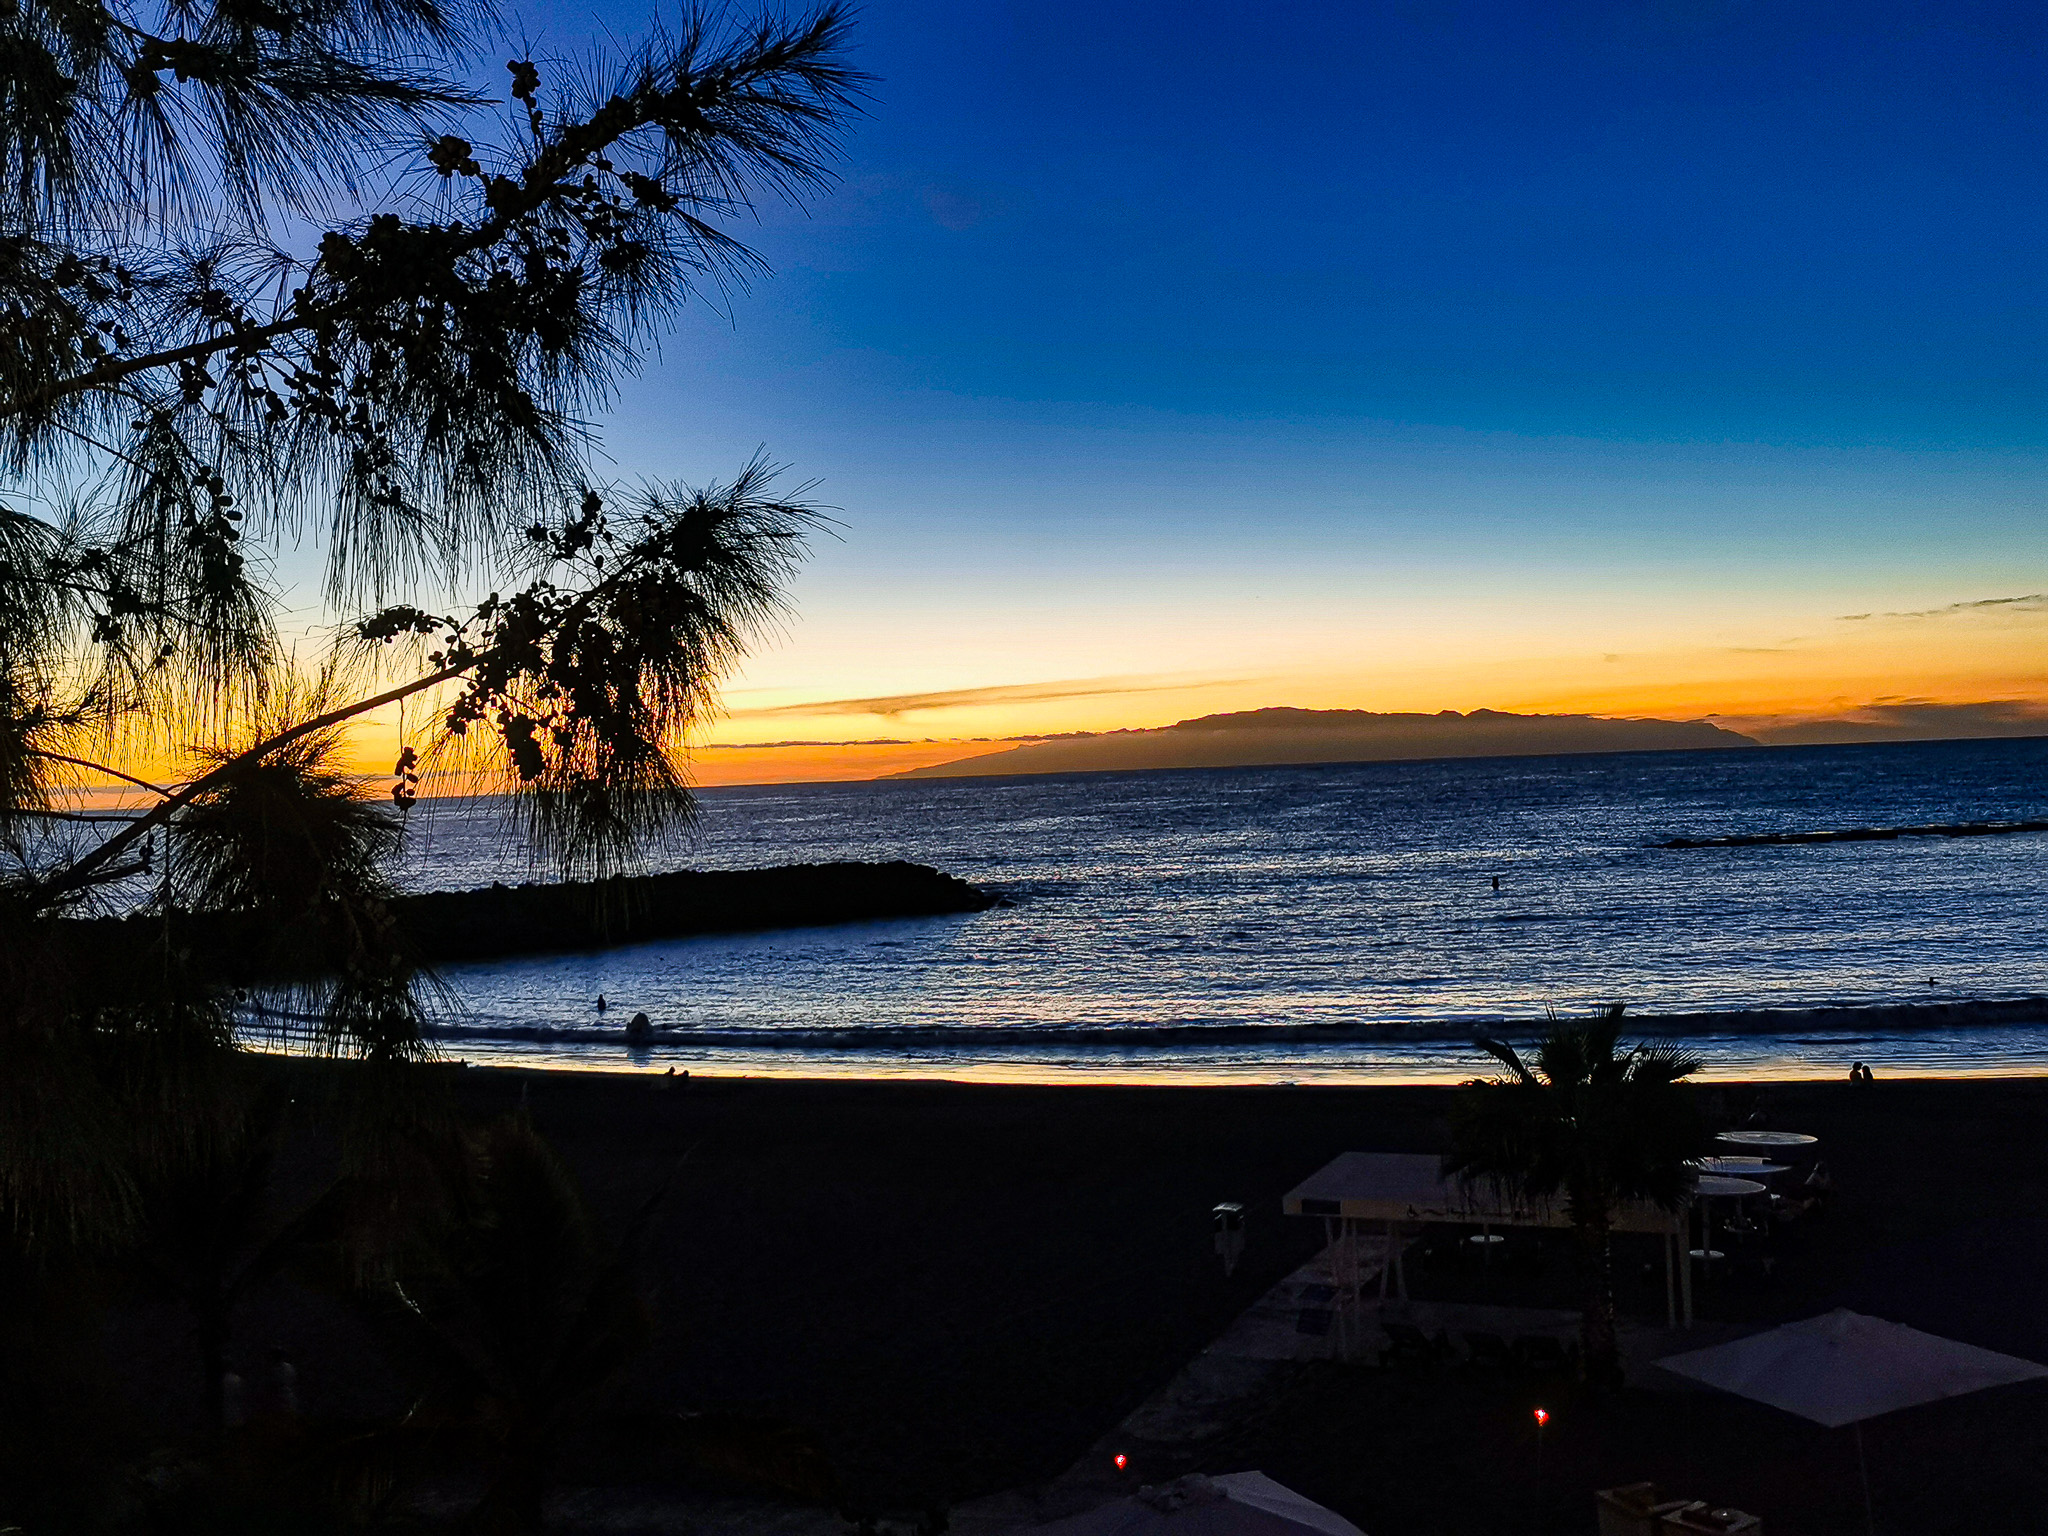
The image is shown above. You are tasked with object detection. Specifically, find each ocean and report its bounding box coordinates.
[391,737,2048,1083]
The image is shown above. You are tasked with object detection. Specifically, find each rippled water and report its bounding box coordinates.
[393,738,2048,1082]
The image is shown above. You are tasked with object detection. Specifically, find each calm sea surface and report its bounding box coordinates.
[390,738,2048,1083]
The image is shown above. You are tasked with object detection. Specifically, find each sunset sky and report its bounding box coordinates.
[338,0,2045,784]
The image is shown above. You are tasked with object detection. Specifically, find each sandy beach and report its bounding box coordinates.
[388,1067,2048,1533]
[75,1060,2048,1533]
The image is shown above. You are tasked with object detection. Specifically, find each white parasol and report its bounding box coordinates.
[1658,1309,2048,1532]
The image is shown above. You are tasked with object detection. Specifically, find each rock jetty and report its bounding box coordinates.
[395,860,997,962]
[60,860,998,977]
[1660,818,2048,849]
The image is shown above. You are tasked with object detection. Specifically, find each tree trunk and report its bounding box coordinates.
[465,1428,550,1536]
[1574,1209,1622,1389]
[196,1296,230,1442]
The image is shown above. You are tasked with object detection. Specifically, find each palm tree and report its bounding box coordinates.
[1444,1006,1708,1384]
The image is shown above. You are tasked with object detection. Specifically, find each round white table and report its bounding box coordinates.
[1717,1130,1818,1148]
[1691,1175,1767,1262]
[1697,1157,1790,1178]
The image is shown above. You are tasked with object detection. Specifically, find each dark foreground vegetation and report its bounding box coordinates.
[12,1068,2046,1534]
[0,0,870,1526]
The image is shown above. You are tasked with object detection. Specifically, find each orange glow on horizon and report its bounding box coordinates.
[47,591,2047,791]
[682,739,1016,785]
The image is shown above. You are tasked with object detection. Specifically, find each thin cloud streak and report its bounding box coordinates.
[693,735,1072,748]
[728,674,1248,720]
[694,738,920,749]
[1838,594,2045,622]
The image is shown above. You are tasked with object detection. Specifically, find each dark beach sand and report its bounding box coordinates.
[430,1068,2048,1534]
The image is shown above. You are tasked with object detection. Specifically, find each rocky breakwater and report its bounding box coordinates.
[1661,817,2048,849]
[60,861,998,979]
[397,860,998,962]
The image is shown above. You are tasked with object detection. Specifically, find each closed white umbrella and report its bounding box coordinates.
[1658,1309,2048,1532]
[1022,1473,1365,1536]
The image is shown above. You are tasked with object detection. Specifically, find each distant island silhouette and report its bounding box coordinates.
[893,707,1757,779]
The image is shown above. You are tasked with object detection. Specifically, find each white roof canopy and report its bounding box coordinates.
[1657,1309,2048,1428]
[1282,1152,1682,1235]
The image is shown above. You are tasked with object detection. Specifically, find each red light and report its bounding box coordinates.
[1114,1454,1128,1471]
[1533,1408,1549,1426]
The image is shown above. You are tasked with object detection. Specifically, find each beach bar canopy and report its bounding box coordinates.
[1282,1152,1695,1327]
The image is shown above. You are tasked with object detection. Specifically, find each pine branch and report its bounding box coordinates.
[25,750,174,797]
[33,504,701,900]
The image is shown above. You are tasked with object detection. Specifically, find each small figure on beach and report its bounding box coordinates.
[596,994,607,1012]
[626,1010,653,1044]
[1849,1061,1868,1083]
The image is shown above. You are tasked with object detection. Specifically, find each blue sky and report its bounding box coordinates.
[470,0,2048,766]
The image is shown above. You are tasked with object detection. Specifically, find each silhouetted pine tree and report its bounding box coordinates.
[0,0,858,1244]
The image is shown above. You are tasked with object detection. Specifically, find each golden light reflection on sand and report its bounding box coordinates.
[419,1050,2048,1089]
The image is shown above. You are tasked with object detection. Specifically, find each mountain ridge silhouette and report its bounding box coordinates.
[892,706,1756,779]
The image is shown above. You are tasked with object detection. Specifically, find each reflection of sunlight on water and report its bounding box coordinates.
[383,741,2048,1082]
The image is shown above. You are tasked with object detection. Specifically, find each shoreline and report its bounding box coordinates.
[423,1051,2048,1087]
[413,991,2048,1048]
[376,993,2048,1087]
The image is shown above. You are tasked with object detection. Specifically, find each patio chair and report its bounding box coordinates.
[1461,1330,1515,1371]
[1503,1239,1546,1278]
[1721,1203,1762,1240]
[1767,1192,1816,1227]
[1661,1504,1762,1533]
[1594,1485,1702,1536]
[1514,1334,1574,1374]
[1378,1319,1450,1369]
[1418,1233,1459,1267]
